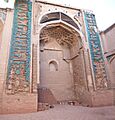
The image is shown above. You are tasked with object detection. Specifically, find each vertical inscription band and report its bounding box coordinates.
[84,11,108,89]
[6,0,32,94]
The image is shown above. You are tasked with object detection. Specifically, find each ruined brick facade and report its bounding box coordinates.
[100,23,115,105]
[0,0,114,114]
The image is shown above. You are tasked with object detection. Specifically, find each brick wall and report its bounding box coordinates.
[1,93,37,114]
[91,89,113,106]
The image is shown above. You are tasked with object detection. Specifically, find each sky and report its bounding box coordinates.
[0,0,115,31]
[0,0,14,9]
[46,0,115,31]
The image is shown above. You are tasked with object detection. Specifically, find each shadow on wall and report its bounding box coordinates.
[37,84,57,105]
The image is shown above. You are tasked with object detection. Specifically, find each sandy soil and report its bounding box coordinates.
[0,105,115,120]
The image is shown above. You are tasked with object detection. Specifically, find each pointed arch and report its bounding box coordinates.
[40,12,80,31]
[109,55,115,64]
[49,60,58,72]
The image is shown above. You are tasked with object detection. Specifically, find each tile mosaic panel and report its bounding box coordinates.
[6,0,32,94]
[84,11,108,89]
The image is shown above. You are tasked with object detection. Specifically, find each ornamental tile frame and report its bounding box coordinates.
[6,0,32,94]
[83,11,108,89]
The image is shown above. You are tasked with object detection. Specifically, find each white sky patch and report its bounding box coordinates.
[0,0,14,9]
[0,0,115,30]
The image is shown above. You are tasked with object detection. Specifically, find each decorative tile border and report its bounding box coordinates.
[84,11,108,89]
[6,0,32,94]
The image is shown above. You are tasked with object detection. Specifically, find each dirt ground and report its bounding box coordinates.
[0,105,115,120]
